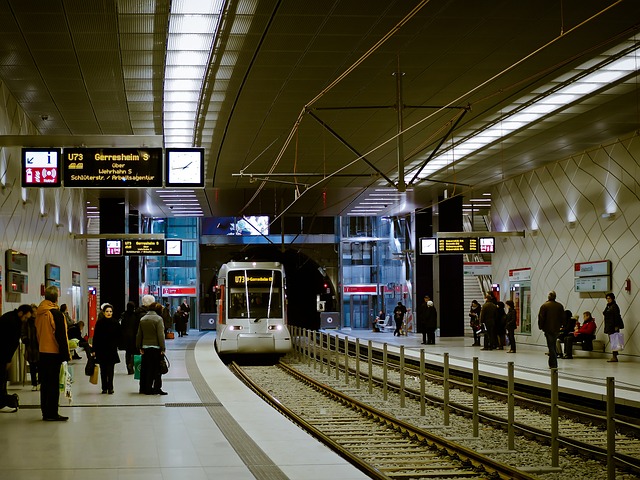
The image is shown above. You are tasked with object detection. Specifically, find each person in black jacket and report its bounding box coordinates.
[0,305,32,411]
[505,300,518,353]
[120,301,138,374]
[468,300,482,346]
[92,304,122,394]
[603,292,624,362]
[393,302,406,337]
[424,301,438,345]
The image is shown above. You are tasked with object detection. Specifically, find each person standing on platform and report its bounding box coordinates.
[180,298,191,335]
[137,302,167,395]
[35,286,70,421]
[21,305,40,390]
[161,303,173,336]
[504,300,517,353]
[495,301,506,350]
[0,304,33,411]
[538,290,565,369]
[480,293,497,351]
[603,292,624,362]
[416,296,429,345]
[393,302,406,337]
[424,301,438,344]
[92,304,121,394]
[60,304,73,329]
[120,301,138,375]
[468,300,482,346]
[173,306,186,337]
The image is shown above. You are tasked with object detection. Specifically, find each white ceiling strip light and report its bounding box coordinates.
[163,0,224,148]
[411,37,640,180]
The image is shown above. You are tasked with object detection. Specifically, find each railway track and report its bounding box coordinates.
[231,361,538,480]
[291,331,640,476]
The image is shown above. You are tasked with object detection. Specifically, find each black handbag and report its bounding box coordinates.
[159,353,170,375]
[85,355,96,376]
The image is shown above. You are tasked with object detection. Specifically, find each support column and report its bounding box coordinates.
[438,195,464,337]
[99,198,126,317]
[415,208,434,305]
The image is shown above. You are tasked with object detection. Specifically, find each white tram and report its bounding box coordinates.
[214,261,292,356]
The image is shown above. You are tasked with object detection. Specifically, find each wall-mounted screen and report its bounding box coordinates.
[5,250,28,272]
[45,263,61,281]
[22,148,61,187]
[105,240,122,256]
[201,216,269,236]
[8,271,28,293]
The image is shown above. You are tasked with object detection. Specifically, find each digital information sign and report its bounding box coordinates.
[123,240,165,256]
[22,148,61,187]
[420,237,496,254]
[438,237,478,254]
[63,148,163,188]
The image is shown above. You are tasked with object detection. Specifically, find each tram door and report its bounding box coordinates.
[510,282,532,334]
[347,295,373,329]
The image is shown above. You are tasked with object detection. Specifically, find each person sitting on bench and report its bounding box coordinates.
[562,311,596,359]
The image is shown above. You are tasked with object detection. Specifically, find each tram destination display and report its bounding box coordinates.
[63,147,163,187]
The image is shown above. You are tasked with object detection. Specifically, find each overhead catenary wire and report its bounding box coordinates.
[243,0,625,220]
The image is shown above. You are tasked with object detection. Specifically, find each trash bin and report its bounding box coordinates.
[320,312,340,329]
[199,313,217,331]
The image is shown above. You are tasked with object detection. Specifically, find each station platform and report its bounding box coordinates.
[0,331,368,480]
[325,328,640,409]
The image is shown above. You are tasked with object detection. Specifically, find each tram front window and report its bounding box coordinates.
[227,269,283,319]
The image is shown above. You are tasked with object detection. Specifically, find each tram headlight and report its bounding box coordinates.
[229,325,244,331]
[268,324,282,331]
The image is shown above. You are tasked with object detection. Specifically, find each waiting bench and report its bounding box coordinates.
[570,335,605,353]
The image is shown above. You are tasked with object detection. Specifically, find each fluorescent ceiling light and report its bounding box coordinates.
[411,36,640,180]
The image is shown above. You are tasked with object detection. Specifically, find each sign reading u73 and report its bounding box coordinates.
[63,148,163,187]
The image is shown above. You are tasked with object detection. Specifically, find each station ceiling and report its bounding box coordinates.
[1,0,640,220]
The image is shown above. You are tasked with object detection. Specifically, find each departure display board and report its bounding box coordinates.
[123,239,165,256]
[63,148,163,187]
[438,237,478,254]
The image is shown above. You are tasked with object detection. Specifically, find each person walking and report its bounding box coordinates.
[92,303,121,394]
[35,286,71,421]
[538,290,565,369]
[0,304,33,411]
[603,292,624,362]
[393,302,406,337]
[136,302,167,395]
[504,300,517,353]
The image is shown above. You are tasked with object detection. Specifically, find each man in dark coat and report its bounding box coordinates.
[480,294,497,350]
[0,305,33,411]
[538,290,565,368]
[416,295,429,344]
[424,301,438,344]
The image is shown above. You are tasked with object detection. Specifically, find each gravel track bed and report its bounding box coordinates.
[279,356,640,480]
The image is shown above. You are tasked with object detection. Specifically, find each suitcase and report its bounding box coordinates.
[165,331,175,340]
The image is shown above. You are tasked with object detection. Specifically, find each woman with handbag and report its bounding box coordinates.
[92,304,122,394]
[136,302,167,395]
[603,292,624,362]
